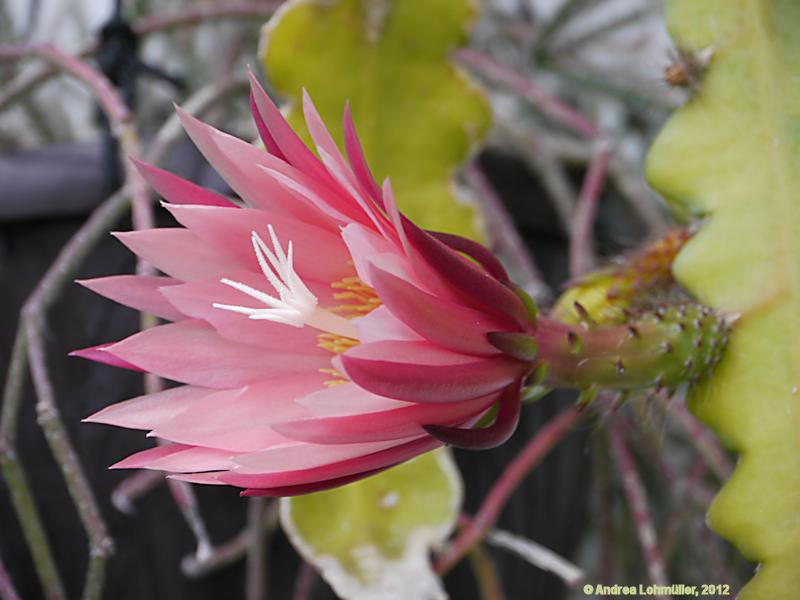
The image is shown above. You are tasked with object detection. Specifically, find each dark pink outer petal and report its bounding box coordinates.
[132,159,236,208]
[343,103,382,204]
[249,87,286,160]
[423,381,522,450]
[428,231,510,284]
[216,435,439,489]
[248,72,338,188]
[402,218,527,328]
[273,385,498,444]
[367,263,505,356]
[241,466,390,497]
[341,340,524,403]
[78,275,185,321]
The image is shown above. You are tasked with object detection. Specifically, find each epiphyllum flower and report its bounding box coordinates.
[76,75,535,496]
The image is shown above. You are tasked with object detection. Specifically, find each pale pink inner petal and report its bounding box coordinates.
[113,229,241,282]
[150,377,326,452]
[84,385,215,430]
[78,275,185,321]
[105,320,331,388]
[164,204,354,284]
[113,443,236,473]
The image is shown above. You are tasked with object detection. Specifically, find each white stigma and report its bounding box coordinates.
[213,226,357,339]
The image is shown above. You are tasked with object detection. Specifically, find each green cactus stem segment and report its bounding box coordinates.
[497,303,730,394]
[552,226,691,325]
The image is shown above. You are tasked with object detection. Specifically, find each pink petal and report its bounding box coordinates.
[241,466,389,497]
[274,384,498,444]
[84,385,215,430]
[78,275,185,321]
[159,274,335,351]
[113,229,241,281]
[428,231,510,284]
[169,472,226,485]
[302,91,391,237]
[105,320,330,388]
[402,218,528,328]
[423,381,521,450]
[177,107,330,227]
[248,72,337,187]
[163,204,354,284]
[353,306,422,344]
[343,103,382,204]
[150,377,326,452]
[112,443,235,473]
[132,158,236,207]
[249,87,286,160]
[70,344,144,371]
[216,436,439,489]
[367,263,505,356]
[341,340,524,403]
[230,436,414,474]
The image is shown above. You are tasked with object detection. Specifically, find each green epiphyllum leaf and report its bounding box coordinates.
[646,2,800,598]
[281,450,462,599]
[259,0,491,239]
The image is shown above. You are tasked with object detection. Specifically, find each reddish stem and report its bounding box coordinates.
[608,421,670,595]
[664,400,733,481]
[454,48,599,139]
[436,407,583,573]
[569,140,611,277]
[292,561,317,600]
[466,163,550,302]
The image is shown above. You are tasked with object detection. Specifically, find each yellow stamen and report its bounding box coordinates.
[319,367,349,387]
[329,276,382,318]
[317,276,381,385]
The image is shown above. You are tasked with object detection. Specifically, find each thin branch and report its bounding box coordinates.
[182,502,279,579]
[291,562,317,600]
[454,48,599,139]
[136,1,283,35]
[466,162,550,302]
[468,542,506,600]
[569,139,611,277]
[608,421,670,595]
[246,498,268,600]
[436,407,583,573]
[0,555,21,600]
[0,3,278,114]
[663,400,733,481]
[486,528,584,588]
[111,470,164,514]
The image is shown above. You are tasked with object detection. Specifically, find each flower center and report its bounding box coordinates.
[212,226,357,339]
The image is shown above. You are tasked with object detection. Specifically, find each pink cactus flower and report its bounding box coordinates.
[76,75,534,497]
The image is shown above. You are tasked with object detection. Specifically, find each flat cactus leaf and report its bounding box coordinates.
[280,449,461,600]
[646,2,800,597]
[259,0,491,239]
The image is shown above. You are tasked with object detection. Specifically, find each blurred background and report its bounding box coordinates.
[0,1,750,598]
